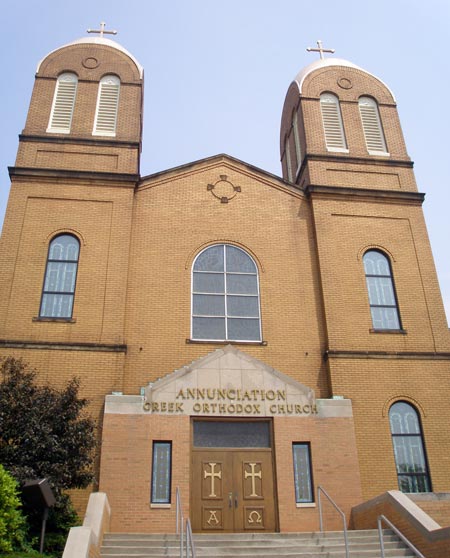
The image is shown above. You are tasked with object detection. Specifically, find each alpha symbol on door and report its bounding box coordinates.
[207,510,220,525]
[244,462,262,497]
[204,462,222,497]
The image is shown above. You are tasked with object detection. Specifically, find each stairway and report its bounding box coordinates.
[101,530,417,557]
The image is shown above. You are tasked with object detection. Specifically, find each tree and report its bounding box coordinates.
[0,356,96,551]
[0,464,27,552]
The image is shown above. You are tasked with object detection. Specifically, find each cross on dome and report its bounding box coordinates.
[306,40,335,60]
[87,21,117,38]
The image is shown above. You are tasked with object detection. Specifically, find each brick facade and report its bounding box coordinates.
[1,37,449,535]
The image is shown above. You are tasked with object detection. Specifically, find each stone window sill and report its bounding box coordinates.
[33,317,76,323]
[369,328,407,334]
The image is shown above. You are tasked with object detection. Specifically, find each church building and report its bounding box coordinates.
[0,30,449,547]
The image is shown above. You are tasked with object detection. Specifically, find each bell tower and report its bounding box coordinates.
[14,26,143,177]
[0,28,143,346]
[280,43,416,193]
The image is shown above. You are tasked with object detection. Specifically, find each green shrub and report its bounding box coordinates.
[0,464,27,552]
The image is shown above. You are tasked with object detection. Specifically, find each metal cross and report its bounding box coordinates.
[306,40,335,60]
[87,21,117,38]
[204,463,222,497]
[244,463,262,497]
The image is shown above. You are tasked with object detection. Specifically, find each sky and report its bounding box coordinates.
[1,0,449,322]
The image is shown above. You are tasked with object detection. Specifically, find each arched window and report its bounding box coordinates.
[192,244,261,342]
[359,96,388,155]
[93,75,120,136]
[284,134,294,182]
[320,93,347,152]
[389,402,431,493]
[292,109,302,172]
[40,234,80,318]
[47,73,78,133]
[363,250,401,330]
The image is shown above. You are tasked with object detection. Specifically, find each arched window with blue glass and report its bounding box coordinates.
[192,244,261,342]
[363,250,401,330]
[389,401,431,493]
[39,234,80,318]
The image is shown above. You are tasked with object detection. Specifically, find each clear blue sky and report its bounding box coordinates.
[1,0,449,321]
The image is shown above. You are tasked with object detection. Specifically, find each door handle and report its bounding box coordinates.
[228,492,233,508]
[234,493,238,508]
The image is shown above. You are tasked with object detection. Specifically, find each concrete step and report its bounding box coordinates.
[101,530,416,558]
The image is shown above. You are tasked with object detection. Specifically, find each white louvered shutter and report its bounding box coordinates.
[320,93,347,151]
[47,73,78,133]
[93,76,120,136]
[359,97,388,154]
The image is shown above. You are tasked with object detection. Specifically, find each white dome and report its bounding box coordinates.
[294,57,395,101]
[36,36,144,78]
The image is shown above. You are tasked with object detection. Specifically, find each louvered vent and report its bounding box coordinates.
[320,94,347,151]
[47,73,77,133]
[359,97,388,154]
[93,76,120,136]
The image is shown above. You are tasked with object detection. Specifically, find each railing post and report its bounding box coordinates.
[318,487,323,532]
[377,516,386,558]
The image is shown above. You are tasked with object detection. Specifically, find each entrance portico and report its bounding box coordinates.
[99,346,363,533]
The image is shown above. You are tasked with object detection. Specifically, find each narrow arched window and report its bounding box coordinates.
[363,250,401,330]
[47,73,78,133]
[284,135,294,182]
[292,109,302,172]
[93,75,120,136]
[359,96,388,155]
[40,234,80,318]
[389,402,431,493]
[320,93,347,152]
[192,244,261,342]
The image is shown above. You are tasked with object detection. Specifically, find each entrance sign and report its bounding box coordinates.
[143,345,316,417]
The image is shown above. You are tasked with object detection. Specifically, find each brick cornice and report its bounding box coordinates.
[304,152,414,169]
[18,133,140,149]
[306,184,425,204]
[0,339,127,353]
[9,166,139,184]
[325,350,450,360]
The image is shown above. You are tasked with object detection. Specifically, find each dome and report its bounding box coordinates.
[36,36,144,78]
[293,57,396,101]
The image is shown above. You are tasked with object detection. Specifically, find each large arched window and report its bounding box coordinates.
[359,96,388,155]
[363,250,401,330]
[39,234,80,318]
[192,244,261,342]
[320,93,347,152]
[93,75,120,136]
[47,73,78,133]
[389,402,431,493]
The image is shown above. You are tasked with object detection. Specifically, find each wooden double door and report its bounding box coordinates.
[191,449,276,532]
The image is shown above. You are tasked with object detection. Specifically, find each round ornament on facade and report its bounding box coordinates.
[207,175,241,203]
[337,77,352,90]
[82,57,100,69]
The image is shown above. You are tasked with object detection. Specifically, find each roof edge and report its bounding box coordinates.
[294,57,396,102]
[36,37,144,78]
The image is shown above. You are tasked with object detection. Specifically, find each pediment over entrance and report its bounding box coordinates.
[144,345,317,417]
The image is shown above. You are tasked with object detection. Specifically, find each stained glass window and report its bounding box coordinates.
[192,244,261,341]
[363,250,401,330]
[389,402,431,493]
[151,441,172,503]
[293,443,313,503]
[40,234,80,318]
[193,421,270,448]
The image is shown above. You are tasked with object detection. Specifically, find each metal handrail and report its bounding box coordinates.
[377,515,425,558]
[176,487,184,558]
[175,487,196,558]
[317,486,349,558]
[186,518,196,558]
